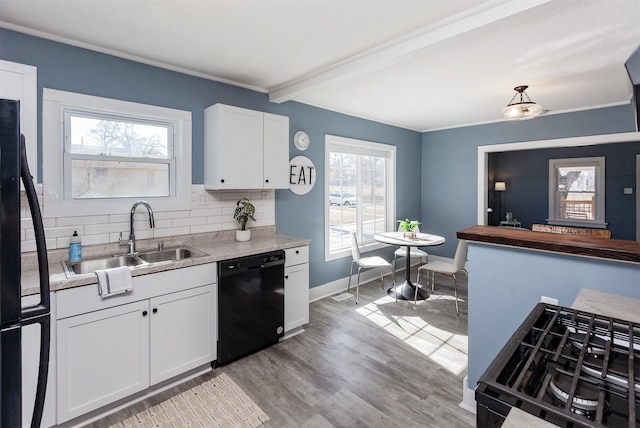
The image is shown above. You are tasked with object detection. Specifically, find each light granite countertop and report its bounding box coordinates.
[21,227,311,296]
[571,288,640,324]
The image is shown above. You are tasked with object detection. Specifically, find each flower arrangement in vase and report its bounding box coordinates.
[233,198,256,241]
[397,218,421,239]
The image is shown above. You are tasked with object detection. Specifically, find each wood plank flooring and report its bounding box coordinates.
[86,268,474,427]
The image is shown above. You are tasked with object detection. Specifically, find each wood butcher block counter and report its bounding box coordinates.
[457,225,640,263]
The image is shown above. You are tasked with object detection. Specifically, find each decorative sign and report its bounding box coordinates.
[289,156,315,195]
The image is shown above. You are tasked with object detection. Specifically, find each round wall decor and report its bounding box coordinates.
[289,156,315,195]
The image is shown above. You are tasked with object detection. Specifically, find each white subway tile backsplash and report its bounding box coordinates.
[154,226,191,238]
[173,217,207,227]
[20,185,275,253]
[56,215,109,227]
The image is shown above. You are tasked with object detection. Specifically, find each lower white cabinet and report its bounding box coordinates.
[57,300,150,422]
[55,263,217,423]
[21,293,56,428]
[284,246,310,332]
[150,286,215,384]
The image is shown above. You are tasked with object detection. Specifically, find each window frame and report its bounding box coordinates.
[43,89,192,218]
[548,156,606,228]
[324,134,396,262]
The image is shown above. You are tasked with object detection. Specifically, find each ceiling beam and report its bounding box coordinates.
[269,0,553,104]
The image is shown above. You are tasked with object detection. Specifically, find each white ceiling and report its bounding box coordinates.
[1,0,639,132]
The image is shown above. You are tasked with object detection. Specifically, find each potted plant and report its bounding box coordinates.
[233,198,256,241]
[397,218,421,238]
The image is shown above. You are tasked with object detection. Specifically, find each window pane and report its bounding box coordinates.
[68,115,169,159]
[328,152,387,253]
[361,156,386,240]
[71,160,169,199]
[328,152,356,252]
[556,166,595,220]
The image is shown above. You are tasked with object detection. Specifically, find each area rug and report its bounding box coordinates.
[111,373,269,427]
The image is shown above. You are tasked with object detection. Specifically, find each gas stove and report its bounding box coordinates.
[476,303,639,427]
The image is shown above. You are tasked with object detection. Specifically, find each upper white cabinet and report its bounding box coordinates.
[0,60,37,182]
[204,103,289,190]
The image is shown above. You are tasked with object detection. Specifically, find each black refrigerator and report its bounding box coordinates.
[0,98,51,427]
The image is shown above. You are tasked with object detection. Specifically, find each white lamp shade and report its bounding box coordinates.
[494,181,506,191]
[502,102,542,120]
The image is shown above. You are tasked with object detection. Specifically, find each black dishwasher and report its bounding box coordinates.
[216,250,285,366]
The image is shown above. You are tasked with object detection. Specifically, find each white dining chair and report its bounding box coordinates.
[392,225,428,275]
[348,231,395,304]
[415,239,468,315]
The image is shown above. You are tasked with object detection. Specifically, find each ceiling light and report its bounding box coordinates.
[502,85,542,120]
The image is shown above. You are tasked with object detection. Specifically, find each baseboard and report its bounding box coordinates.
[459,375,476,414]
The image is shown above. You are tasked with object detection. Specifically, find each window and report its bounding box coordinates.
[325,135,396,261]
[64,110,174,199]
[548,157,606,228]
[43,89,192,217]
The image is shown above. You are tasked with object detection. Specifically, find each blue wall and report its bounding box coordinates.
[489,142,639,239]
[421,106,637,257]
[0,28,422,289]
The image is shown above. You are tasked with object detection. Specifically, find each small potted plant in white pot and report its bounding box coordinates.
[233,198,256,241]
[397,218,421,239]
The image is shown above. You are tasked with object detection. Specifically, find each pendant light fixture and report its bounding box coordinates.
[502,85,542,120]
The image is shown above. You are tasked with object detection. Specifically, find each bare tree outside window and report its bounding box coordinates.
[65,112,173,199]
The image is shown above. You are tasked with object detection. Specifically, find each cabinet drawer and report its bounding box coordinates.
[285,246,309,267]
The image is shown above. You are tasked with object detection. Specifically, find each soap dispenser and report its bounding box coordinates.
[69,230,82,262]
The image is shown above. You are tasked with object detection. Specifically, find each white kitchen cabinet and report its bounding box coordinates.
[284,246,309,333]
[21,293,56,428]
[263,112,291,189]
[55,263,217,423]
[204,103,289,190]
[150,285,216,384]
[57,300,150,422]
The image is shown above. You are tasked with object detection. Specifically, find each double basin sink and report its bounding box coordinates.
[63,246,208,277]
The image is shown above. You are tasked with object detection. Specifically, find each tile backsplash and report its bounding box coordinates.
[20,184,275,253]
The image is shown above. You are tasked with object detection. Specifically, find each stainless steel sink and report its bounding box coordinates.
[62,246,208,277]
[64,254,147,276]
[137,246,207,263]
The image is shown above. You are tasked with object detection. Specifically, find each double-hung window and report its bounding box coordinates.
[548,156,606,228]
[64,110,174,199]
[43,89,192,218]
[325,135,396,261]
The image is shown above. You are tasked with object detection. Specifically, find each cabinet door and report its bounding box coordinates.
[21,294,55,428]
[284,264,310,332]
[263,112,290,189]
[205,104,263,189]
[149,285,215,385]
[57,300,150,423]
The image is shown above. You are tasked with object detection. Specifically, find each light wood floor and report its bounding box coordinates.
[87,268,474,427]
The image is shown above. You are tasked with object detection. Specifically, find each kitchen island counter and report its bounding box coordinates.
[21,227,311,296]
[457,225,640,263]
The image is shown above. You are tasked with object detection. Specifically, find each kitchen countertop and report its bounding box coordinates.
[21,228,311,296]
[457,225,640,263]
[571,288,640,324]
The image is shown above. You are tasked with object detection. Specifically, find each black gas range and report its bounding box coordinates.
[476,303,639,427]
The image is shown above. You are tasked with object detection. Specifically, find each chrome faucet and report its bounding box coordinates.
[120,200,155,254]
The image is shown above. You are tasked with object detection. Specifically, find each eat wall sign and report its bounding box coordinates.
[289,156,315,195]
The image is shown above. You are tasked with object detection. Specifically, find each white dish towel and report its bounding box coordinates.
[96,266,133,298]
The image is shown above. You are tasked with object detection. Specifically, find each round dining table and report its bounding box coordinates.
[374,231,445,301]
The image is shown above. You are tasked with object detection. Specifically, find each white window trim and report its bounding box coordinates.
[324,134,396,262]
[548,156,606,228]
[42,88,192,218]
